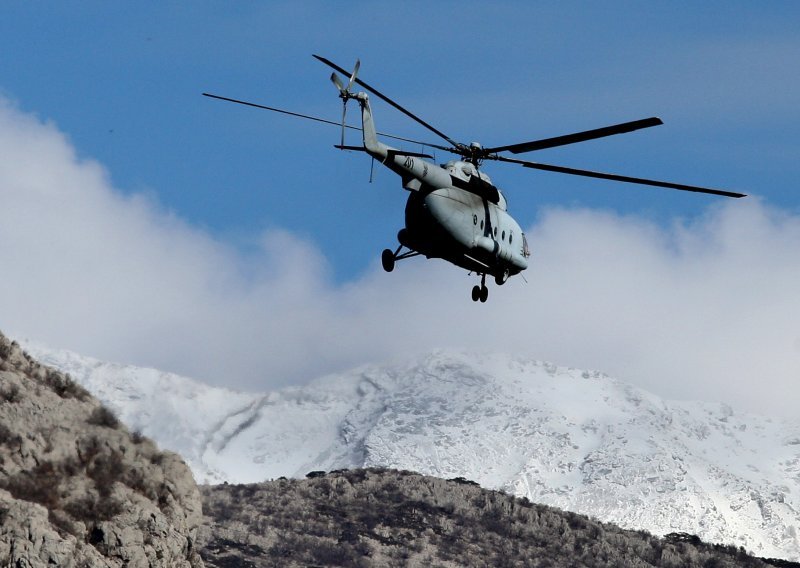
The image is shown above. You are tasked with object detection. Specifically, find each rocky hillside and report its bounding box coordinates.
[0,332,204,567]
[198,468,784,568]
[9,335,797,566]
[25,343,800,561]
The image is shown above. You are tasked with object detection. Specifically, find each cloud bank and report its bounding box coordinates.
[0,97,797,418]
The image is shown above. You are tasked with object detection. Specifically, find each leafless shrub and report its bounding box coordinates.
[0,423,22,448]
[87,405,120,429]
[43,370,89,401]
[449,475,480,486]
[0,382,21,403]
[49,509,82,537]
[0,460,63,510]
[77,435,103,466]
[64,493,123,524]
[157,483,173,512]
[87,450,124,498]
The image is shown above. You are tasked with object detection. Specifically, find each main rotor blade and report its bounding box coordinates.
[494,155,746,198]
[204,92,347,127]
[313,54,462,150]
[202,92,451,150]
[484,117,664,155]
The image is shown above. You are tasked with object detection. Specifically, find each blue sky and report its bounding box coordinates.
[1,3,799,417]
[3,2,798,279]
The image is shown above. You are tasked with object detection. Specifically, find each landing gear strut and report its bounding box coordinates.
[382,245,419,272]
[471,274,489,303]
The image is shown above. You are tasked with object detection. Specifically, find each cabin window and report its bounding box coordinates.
[509,232,513,244]
[480,220,484,230]
[473,214,478,225]
[494,227,498,237]
[502,230,506,241]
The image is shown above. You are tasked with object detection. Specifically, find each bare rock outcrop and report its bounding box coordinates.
[0,332,204,567]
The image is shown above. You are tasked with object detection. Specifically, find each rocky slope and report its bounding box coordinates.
[0,332,204,567]
[198,468,781,567]
[23,341,800,561]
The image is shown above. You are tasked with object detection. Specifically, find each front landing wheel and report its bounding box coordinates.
[381,249,395,272]
[472,285,489,303]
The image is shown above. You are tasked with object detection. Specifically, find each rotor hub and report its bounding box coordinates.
[464,142,486,165]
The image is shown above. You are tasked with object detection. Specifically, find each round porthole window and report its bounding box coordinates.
[473,214,478,225]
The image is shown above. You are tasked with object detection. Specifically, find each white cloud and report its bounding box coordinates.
[516,203,800,418]
[1,97,798,419]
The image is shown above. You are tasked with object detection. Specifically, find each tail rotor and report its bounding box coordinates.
[329,59,360,147]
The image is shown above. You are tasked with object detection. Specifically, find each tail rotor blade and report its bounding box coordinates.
[340,100,347,146]
[347,59,361,91]
[330,72,345,93]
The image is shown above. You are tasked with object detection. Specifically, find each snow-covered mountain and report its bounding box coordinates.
[21,341,800,561]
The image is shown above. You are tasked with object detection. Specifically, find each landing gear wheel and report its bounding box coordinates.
[381,249,395,272]
[495,269,509,286]
[473,274,489,303]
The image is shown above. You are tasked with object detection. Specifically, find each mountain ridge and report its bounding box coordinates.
[199,467,787,567]
[20,339,800,561]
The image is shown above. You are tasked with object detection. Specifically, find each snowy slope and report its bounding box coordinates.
[22,341,800,561]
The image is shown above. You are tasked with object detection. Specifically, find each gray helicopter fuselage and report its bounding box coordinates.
[402,167,528,277]
[356,92,529,280]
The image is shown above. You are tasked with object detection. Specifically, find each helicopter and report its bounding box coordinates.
[204,55,746,303]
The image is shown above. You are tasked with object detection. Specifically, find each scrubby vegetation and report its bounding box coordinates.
[0,332,202,565]
[87,404,121,429]
[0,432,179,537]
[200,468,784,567]
[0,337,89,401]
[0,382,21,403]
